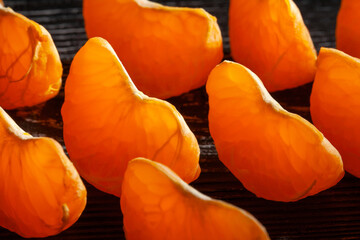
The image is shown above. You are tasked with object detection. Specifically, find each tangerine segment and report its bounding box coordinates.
[206,61,344,202]
[336,0,360,58]
[0,7,62,110]
[121,158,270,240]
[229,0,316,92]
[83,0,223,99]
[310,48,360,177]
[0,107,86,238]
[61,37,200,197]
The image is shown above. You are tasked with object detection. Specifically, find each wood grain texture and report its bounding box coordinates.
[2,0,360,239]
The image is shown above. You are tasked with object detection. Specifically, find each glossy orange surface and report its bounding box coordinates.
[207,61,344,202]
[229,0,317,92]
[311,47,360,178]
[0,107,86,238]
[0,7,62,109]
[61,37,200,197]
[336,0,360,58]
[83,0,223,99]
[121,158,270,240]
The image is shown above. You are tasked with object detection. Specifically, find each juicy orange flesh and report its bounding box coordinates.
[336,0,360,58]
[83,0,223,98]
[0,107,86,238]
[310,47,360,177]
[206,61,344,202]
[229,0,316,92]
[61,37,200,197]
[121,158,270,240]
[0,7,62,109]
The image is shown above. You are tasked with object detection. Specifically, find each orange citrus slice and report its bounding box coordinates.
[229,0,317,92]
[336,0,360,58]
[0,7,62,109]
[121,157,270,240]
[0,107,86,238]
[61,37,200,197]
[83,0,223,99]
[310,47,360,177]
[206,61,344,202]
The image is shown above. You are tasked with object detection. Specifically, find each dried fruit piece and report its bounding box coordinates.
[83,0,223,99]
[0,107,86,238]
[121,157,270,240]
[310,47,360,177]
[61,37,200,197]
[336,0,360,58]
[207,61,344,202]
[229,0,316,92]
[0,7,62,109]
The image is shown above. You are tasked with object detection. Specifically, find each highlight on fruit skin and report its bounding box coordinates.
[61,37,201,197]
[0,7,62,110]
[83,0,223,99]
[310,47,360,178]
[229,0,317,92]
[121,157,270,240]
[206,61,344,202]
[0,107,86,238]
[336,0,360,58]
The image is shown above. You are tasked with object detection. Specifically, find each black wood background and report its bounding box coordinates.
[2,0,360,239]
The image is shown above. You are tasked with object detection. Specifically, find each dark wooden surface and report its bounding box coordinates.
[2,0,360,239]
